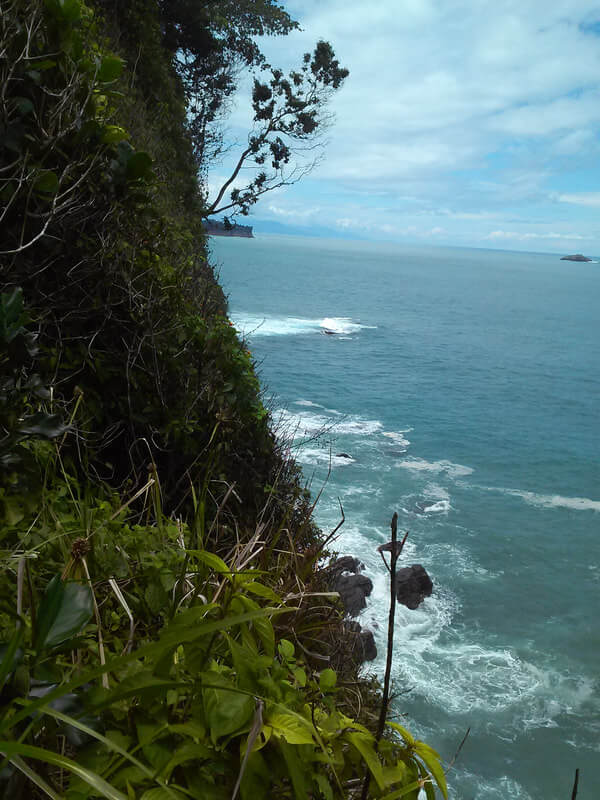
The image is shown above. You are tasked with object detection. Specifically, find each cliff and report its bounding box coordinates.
[0,3,445,798]
[205,218,254,238]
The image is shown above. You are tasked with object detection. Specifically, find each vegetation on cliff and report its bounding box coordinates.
[0,1,446,797]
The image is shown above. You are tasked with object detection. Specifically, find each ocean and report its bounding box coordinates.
[210,234,600,800]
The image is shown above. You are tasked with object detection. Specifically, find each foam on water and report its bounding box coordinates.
[296,448,356,468]
[275,407,384,441]
[232,313,376,338]
[509,489,600,512]
[396,456,474,479]
[382,430,412,448]
[478,484,600,512]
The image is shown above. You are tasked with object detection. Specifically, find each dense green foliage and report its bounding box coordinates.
[0,0,447,797]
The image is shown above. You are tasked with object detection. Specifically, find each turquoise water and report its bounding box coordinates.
[211,234,600,799]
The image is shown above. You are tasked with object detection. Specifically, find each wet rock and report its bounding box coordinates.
[329,555,363,575]
[344,621,377,663]
[396,564,433,610]
[333,573,373,616]
[336,453,353,459]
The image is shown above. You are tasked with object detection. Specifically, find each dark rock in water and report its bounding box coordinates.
[328,555,364,575]
[560,253,592,262]
[396,564,433,609]
[344,621,377,663]
[336,453,352,459]
[334,573,373,616]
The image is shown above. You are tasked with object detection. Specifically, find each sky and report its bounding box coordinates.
[208,0,600,253]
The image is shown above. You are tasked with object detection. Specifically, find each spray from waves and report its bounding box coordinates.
[320,317,377,334]
[231,313,376,337]
[296,448,356,468]
[275,407,384,440]
[395,456,474,479]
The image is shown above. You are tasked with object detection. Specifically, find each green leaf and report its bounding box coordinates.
[126,151,153,180]
[278,639,294,660]
[267,712,314,745]
[14,97,34,115]
[387,721,416,746]
[292,666,307,687]
[34,170,59,195]
[244,581,281,602]
[380,779,424,800]
[35,575,93,651]
[102,125,129,144]
[203,677,254,744]
[0,628,24,689]
[0,288,26,343]
[97,55,123,83]
[319,668,337,691]
[19,412,66,439]
[314,773,333,800]
[7,754,62,799]
[187,549,231,575]
[0,741,127,800]
[278,739,308,800]
[414,741,448,799]
[347,732,385,790]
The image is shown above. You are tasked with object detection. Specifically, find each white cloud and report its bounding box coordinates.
[556,192,600,207]
[485,230,593,241]
[211,1,600,247]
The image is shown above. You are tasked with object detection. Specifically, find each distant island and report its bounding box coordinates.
[560,253,592,262]
[204,218,254,238]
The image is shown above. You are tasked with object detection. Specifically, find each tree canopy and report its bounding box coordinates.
[158,0,349,217]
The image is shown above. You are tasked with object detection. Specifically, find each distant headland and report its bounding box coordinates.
[204,218,253,238]
[560,253,592,262]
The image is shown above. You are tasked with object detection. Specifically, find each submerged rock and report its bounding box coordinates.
[396,564,433,609]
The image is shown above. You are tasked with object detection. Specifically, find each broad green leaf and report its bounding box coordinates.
[35,574,93,651]
[414,741,448,799]
[0,741,127,800]
[319,668,337,691]
[204,679,254,744]
[278,639,294,660]
[314,773,333,800]
[34,170,59,195]
[97,55,124,83]
[292,666,307,687]
[102,125,129,144]
[141,790,186,800]
[278,739,308,800]
[347,732,385,790]
[244,581,281,602]
[161,743,212,781]
[19,412,66,439]
[267,712,314,745]
[187,549,230,575]
[126,151,153,180]
[14,97,34,115]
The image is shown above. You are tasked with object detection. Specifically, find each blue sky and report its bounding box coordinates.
[207,0,600,253]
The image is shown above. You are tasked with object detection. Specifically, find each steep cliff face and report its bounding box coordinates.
[0,5,446,798]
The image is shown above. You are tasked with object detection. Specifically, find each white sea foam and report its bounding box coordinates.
[296,448,356,468]
[421,499,451,514]
[382,430,412,448]
[275,407,383,440]
[481,484,600,512]
[294,399,323,408]
[231,313,376,338]
[509,489,600,512]
[320,316,377,334]
[395,456,474,479]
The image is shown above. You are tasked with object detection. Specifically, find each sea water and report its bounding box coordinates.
[211,234,600,799]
